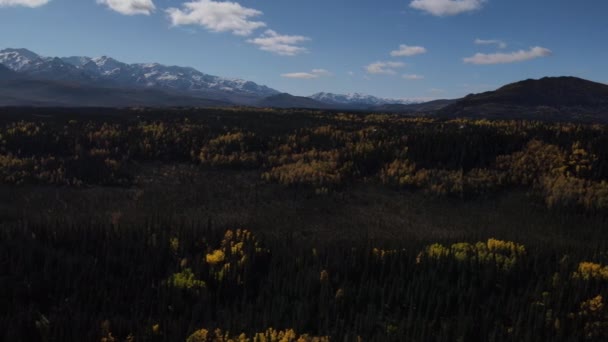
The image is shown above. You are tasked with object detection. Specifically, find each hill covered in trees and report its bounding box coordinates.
[440,77,608,122]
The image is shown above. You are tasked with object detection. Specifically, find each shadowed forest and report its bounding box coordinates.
[1,107,608,341]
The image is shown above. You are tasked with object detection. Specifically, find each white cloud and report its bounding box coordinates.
[281,73,317,79]
[464,46,552,65]
[365,61,405,75]
[409,0,485,16]
[247,30,310,56]
[311,69,331,76]
[97,0,155,15]
[403,74,425,80]
[166,0,265,36]
[0,0,49,7]
[281,69,331,79]
[475,38,507,49]
[391,44,427,57]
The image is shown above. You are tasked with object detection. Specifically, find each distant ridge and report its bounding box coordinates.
[258,93,334,109]
[440,77,608,122]
[309,92,419,107]
[372,99,457,113]
[0,78,231,107]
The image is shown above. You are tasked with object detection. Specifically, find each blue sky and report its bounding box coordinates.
[1,0,607,100]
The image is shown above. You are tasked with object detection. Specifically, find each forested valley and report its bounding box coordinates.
[1,108,607,341]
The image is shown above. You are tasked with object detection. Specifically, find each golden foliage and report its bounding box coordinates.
[542,175,608,211]
[2,114,608,212]
[581,295,605,314]
[199,132,260,167]
[380,159,417,188]
[186,328,209,342]
[496,139,566,186]
[263,159,342,188]
[206,250,226,265]
[381,162,504,196]
[0,154,66,185]
[168,268,206,290]
[186,327,330,342]
[424,243,450,259]
[573,262,608,281]
[576,295,608,339]
[567,141,597,178]
[205,229,266,283]
[421,239,526,270]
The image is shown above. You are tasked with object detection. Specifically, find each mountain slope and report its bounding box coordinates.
[372,99,457,113]
[458,77,608,106]
[0,64,20,79]
[440,77,608,122]
[0,48,40,71]
[0,48,280,105]
[0,78,231,107]
[258,93,335,109]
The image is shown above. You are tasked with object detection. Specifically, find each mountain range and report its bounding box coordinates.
[309,92,418,107]
[2,48,608,122]
[0,48,423,109]
[0,48,279,106]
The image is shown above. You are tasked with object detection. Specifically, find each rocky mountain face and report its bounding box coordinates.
[0,48,279,104]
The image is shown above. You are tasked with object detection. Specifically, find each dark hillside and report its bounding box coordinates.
[257,93,335,109]
[0,64,20,80]
[0,78,231,107]
[440,77,608,122]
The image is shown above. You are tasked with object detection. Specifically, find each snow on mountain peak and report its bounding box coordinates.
[310,92,419,106]
[92,56,114,64]
[0,48,41,72]
[87,56,125,75]
[1,48,423,106]
[0,48,279,99]
[61,56,93,67]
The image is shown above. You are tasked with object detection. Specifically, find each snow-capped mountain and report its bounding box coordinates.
[0,48,430,109]
[0,48,40,71]
[310,92,420,107]
[0,49,93,83]
[61,56,93,67]
[0,48,280,102]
